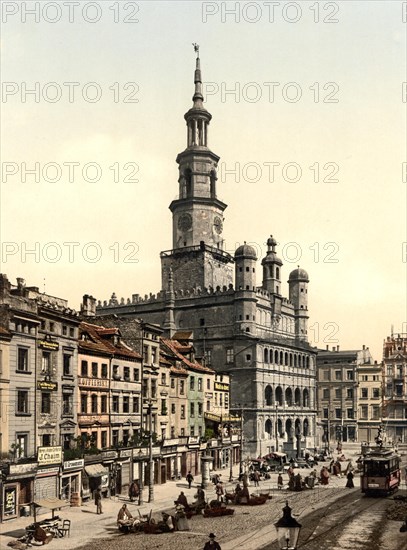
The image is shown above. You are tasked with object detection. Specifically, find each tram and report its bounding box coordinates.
[361,447,401,496]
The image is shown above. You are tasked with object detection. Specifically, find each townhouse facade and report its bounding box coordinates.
[316,345,373,446]
[382,333,407,443]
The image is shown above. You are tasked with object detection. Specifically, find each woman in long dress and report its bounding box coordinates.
[346,470,354,488]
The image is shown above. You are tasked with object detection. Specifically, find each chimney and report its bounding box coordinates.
[362,344,365,350]
[337,345,340,352]
[326,345,329,351]
[81,294,97,317]
[16,277,26,289]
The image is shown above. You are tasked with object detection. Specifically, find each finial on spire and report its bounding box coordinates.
[192,43,200,58]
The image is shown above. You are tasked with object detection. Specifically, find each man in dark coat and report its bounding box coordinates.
[204,532,221,550]
[94,486,103,514]
[186,471,194,489]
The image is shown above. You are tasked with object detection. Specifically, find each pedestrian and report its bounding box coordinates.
[253,470,260,487]
[94,486,103,514]
[277,473,283,490]
[204,532,221,550]
[128,481,139,502]
[186,470,194,489]
[320,466,329,485]
[175,491,189,509]
[215,481,224,501]
[346,470,354,488]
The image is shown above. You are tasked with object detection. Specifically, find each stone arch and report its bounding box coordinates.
[285,387,293,406]
[294,388,301,406]
[265,385,273,406]
[306,356,310,368]
[284,352,288,366]
[295,418,301,436]
[185,168,192,198]
[275,386,283,406]
[303,418,309,437]
[277,418,283,436]
[303,388,309,407]
[265,419,272,438]
[264,348,269,364]
[274,350,279,364]
[285,418,293,440]
[279,351,284,364]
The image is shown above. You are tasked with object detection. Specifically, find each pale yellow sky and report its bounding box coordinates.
[1,0,406,360]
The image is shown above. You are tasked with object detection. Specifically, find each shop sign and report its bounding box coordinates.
[119,449,132,458]
[63,459,84,471]
[214,382,229,392]
[4,485,17,517]
[162,438,179,447]
[188,436,200,446]
[204,412,221,422]
[102,450,117,460]
[38,340,59,351]
[37,466,60,476]
[78,377,109,388]
[37,380,58,391]
[37,446,62,465]
[9,463,38,476]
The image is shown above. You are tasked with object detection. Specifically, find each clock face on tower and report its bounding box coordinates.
[178,213,192,232]
[214,216,223,234]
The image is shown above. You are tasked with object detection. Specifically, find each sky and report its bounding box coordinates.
[1,0,406,361]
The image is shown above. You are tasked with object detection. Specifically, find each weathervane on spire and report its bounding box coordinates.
[192,43,200,58]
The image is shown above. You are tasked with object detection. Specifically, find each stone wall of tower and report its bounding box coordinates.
[161,249,233,293]
[289,280,309,339]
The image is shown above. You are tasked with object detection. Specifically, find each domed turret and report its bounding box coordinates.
[234,242,257,291]
[288,267,309,283]
[235,243,257,260]
[261,235,283,294]
[288,265,309,340]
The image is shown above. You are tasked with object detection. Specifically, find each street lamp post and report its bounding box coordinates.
[147,401,154,503]
[275,404,279,453]
[239,407,244,478]
[274,501,302,550]
[138,449,144,505]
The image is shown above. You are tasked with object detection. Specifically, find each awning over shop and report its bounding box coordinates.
[84,464,109,478]
[33,498,70,520]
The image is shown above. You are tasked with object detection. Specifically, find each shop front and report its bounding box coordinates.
[61,459,83,502]
[34,446,63,517]
[117,449,133,495]
[1,462,38,521]
[83,462,109,500]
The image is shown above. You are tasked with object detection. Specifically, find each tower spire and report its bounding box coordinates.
[192,43,204,107]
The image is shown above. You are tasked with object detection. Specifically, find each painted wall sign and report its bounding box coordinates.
[37,446,62,465]
[78,377,109,388]
[214,382,229,392]
[38,340,59,351]
[37,381,58,391]
[4,485,17,517]
[63,459,84,470]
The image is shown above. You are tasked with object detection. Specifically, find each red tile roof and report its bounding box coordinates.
[79,321,141,360]
[161,337,214,374]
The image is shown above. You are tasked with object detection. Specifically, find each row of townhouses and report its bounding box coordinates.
[0,275,237,522]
